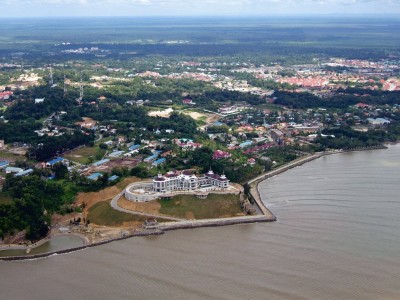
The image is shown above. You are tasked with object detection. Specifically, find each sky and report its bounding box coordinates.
[0,0,399,17]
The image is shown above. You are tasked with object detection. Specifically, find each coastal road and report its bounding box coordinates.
[110,191,184,222]
[247,152,326,185]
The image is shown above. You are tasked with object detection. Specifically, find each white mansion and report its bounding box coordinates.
[124,169,231,202]
[153,170,229,193]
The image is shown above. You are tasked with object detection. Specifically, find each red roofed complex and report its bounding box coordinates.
[182,98,195,105]
[212,150,231,160]
[0,91,13,100]
[243,143,275,155]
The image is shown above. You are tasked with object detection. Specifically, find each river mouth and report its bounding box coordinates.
[0,235,85,258]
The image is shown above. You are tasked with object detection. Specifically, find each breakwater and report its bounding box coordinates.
[342,145,388,152]
[160,215,272,232]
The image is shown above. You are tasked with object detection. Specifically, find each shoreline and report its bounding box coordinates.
[0,145,388,261]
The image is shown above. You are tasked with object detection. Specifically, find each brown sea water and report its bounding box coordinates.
[1,145,399,300]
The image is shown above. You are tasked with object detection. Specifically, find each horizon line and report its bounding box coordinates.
[1,14,400,19]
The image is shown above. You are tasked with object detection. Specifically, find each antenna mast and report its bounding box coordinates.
[49,67,54,87]
[63,75,67,97]
[80,75,84,100]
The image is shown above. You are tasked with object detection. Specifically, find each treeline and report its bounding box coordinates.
[83,104,198,135]
[316,127,386,149]
[48,42,391,61]
[0,163,129,241]
[0,176,65,240]
[232,72,294,90]
[192,90,264,106]
[0,121,42,143]
[7,86,79,120]
[28,130,94,161]
[188,147,264,183]
[274,90,400,109]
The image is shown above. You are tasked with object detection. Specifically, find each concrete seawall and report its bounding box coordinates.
[0,230,165,261]
[0,216,272,261]
[245,146,388,222]
[246,152,329,222]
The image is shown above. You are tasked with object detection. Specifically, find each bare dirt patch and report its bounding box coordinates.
[148,108,173,118]
[183,111,206,120]
[76,177,142,213]
[75,117,97,128]
[52,212,82,226]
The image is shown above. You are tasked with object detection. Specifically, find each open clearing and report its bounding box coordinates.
[148,107,173,118]
[0,150,26,162]
[76,177,142,212]
[64,146,106,164]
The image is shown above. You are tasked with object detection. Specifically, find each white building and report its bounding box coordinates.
[35,98,45,104]
[153,170,229,193]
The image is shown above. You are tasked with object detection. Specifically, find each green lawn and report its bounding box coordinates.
[88,201,148,226]
[159,193,243,220]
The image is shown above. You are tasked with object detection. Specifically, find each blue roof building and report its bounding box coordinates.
[129,144,141,151]
[108,175,120,181]
[239,140,253,149]
[109,151,125,158]
[5,167,24,174]
[152,158,166,166]
[15,169,34,177]
[87,173,103,181]
[47,157,64,167]
[0,161,9,169]
[93,159,110,166]
[144,153,159,162]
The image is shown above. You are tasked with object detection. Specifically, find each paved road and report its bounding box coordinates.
[110,191,184,222]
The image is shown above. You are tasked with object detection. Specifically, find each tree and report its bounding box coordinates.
[99,143,108,150]
[52,163,69,180]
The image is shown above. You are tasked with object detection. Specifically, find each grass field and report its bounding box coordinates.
[159,193,244,220]
[64,147,106,164]
[0,150,26,162]
[88,201,148,226]
[0,193,12,205]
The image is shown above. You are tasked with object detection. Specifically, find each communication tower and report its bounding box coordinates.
[63,75,67,96]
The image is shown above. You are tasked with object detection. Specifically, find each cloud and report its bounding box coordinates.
[1,0,399,16]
